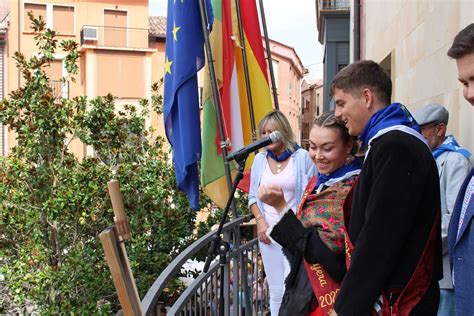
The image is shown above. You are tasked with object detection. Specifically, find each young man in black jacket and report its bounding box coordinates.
[330,60,442,315]
[446,23,474,316]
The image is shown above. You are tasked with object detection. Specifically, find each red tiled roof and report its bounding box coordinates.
[149,16,166,38]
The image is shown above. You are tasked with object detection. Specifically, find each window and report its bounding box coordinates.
[53,6,75,34]
[337,42,349,73]
[24,3,46,31]
[44,58,69,99]
[44,59,63,80]
[96,51,145,98]
[104,10,127,47]
[24,3,75,34]
[338,64,348,72]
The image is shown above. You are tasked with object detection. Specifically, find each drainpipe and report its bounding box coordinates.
[354,0,360,61]
[18,0,21,88]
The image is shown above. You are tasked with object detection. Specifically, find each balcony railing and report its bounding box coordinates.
[80,25,149,50]
[141,214,270,315]
[316,0,350,34]
[320,0,350,11]
[50,80,69,100]
[0,0,9,25]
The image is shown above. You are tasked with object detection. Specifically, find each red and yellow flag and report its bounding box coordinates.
[200,0,273,208]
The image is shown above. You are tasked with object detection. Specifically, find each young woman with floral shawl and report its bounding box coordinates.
[259,112,361,315]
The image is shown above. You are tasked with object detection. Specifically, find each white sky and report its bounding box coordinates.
[149,0,324,80]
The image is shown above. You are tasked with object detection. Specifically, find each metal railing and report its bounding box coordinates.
[319,0,350,11]
[141,214,269,316]
[50,80,69,100]
[0,0,9,25]
[80,25,149,49]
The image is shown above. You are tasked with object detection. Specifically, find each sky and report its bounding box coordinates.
[149,0,324,80]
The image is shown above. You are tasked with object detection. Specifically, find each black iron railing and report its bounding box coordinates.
[320,0,350,10]
[50,80,69,99]
[141,214,269,316]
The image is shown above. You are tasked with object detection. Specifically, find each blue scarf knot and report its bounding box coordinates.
[315,158,363,188]
[360,103,420,146]
[267,144,300,162]
[433,135,471,159]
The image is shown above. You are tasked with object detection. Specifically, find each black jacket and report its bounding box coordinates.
[334,131,443,315]
[271,197,347,316]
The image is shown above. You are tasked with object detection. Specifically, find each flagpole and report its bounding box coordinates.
[198,0,238,218]
[258,0,279,110]
[235,0,258,141]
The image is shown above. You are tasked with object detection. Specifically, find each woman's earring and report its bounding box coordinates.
[346,154,353,165]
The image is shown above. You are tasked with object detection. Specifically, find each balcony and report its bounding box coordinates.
[316,0,350,33]
[80,25,150,50]
[319,0,350,11]
[50,80,69,100]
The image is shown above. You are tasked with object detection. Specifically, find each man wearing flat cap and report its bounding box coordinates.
[413,103,471,316]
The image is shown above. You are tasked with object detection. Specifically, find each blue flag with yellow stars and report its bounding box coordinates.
[163,0,213,210]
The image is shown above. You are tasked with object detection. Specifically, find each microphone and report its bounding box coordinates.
[226,131,283,163]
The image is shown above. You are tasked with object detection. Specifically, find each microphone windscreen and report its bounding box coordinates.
[269,131,283,143]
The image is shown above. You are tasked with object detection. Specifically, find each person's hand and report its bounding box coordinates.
[258,184,288,213]
[256,218,271,244]
[329,309,337,316]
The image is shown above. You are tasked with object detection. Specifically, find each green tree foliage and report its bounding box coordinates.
[0,13,213,314]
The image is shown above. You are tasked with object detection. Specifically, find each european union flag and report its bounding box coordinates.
[163,0,213,210]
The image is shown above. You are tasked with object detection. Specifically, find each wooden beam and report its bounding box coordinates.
[100,227,144,316]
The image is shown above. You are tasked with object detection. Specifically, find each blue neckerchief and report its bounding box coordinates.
[360,103,420,146]
[433,135,471,159]
[315,158,363,188]
[267,144,301,162]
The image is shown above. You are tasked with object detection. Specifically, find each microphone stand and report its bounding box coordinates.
[203,156,248,316]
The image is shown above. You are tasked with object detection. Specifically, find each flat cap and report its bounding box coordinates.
[412,103,449,126]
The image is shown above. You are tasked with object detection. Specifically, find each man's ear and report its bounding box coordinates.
[361,88,375,109]
[437,122,447,137]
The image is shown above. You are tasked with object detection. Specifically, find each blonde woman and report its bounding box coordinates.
[248,110,316,315]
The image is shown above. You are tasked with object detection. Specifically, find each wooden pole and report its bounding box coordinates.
[99,180,144,315]
[108,179,131,240]
[100,228,143,315]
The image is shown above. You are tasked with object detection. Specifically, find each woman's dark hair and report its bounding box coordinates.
[313,111,359,155]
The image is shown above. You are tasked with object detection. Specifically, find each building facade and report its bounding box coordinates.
[316,0,350,112]
[149,15,166,138]
[300,79,323,149]
[265,38,305,140]
[358,0,474,157]
[1,0,168,157]
[316,0,474,156]
[1,2,309,156]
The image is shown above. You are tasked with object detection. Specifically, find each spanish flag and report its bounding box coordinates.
[201,0,273,209]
